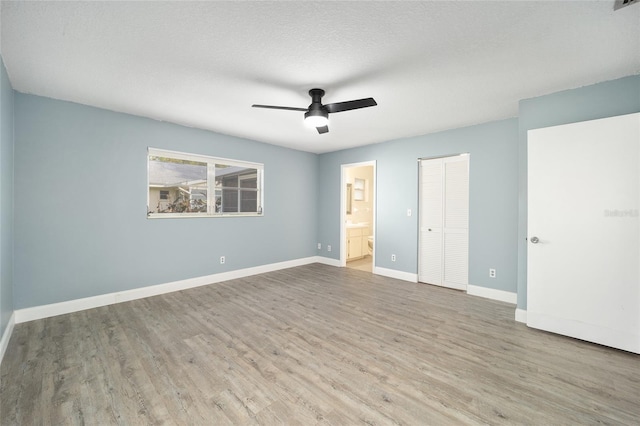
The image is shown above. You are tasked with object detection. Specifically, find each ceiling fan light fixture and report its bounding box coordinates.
[304,109,328,128]
[253,88,376,134]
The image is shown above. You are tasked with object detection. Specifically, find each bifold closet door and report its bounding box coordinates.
[419,155,469,290]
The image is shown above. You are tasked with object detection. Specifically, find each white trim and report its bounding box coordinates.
[467,285,517,304]
[315,256,342,267]
[14,257,320,324]
[515,308,527,323]
[374,266,418,283]
[0,312,16,366]
[148,147,262,170]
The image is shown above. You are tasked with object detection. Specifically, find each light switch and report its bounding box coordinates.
[407,209,412,217]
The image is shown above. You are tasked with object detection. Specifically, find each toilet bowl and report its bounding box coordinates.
[367,236,374,255]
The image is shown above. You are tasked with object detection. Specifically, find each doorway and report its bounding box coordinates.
[341,161,376,272]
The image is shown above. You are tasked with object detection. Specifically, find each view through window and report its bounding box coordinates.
[147,148,263,218]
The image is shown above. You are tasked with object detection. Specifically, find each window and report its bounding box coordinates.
[147,148,263,218]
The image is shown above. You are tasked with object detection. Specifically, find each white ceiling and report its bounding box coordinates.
[1,1,639,154]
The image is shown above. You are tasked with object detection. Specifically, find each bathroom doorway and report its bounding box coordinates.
[341,161,376,272]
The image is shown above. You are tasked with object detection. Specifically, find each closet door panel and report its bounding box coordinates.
[419,159,444,284]
[443,231,468,290]
[419,229,443,284]
[444,158,469,229]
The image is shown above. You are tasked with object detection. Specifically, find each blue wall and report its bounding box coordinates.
[6,74,639,313]
[0,57,14,336]
[318,118,519,293]
[13,94,319,309]
[516,75,640,310]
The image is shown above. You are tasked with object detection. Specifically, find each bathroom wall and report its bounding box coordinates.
[346,165,374,234]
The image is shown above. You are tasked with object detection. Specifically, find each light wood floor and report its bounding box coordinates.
[346,256,372,272]
[1,264,639,425]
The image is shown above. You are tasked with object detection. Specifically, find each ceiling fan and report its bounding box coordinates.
[252,88,377,134]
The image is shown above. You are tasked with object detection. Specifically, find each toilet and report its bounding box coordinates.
[367,236,374,255]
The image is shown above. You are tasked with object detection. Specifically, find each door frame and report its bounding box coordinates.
[340,161,376,267]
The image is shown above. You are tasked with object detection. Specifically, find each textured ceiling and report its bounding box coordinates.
[1,1,639,153]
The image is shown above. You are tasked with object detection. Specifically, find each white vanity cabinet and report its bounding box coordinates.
[347,226,369,260]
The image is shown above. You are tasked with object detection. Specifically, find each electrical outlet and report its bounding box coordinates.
[489,268,496,278]
[391,254,396,262]
[220,256,226,265]
[327,245,332,252]
[317,243,321,250]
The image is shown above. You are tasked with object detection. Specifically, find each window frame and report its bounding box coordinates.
[147,147,264,219]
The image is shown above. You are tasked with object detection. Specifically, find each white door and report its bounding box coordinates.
[527,113,640,354]
[419,155,469,290]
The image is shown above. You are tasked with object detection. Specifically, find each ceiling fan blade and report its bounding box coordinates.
[316,125,329,134]
[324,97,377,113]
[252,104,307,112]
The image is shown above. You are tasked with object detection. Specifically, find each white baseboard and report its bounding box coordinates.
[314,256,342,267]
[374,266,418,283]
[15,256,320,324]
[467,285,517,304]
[0,312,16,366]
[515,308,527,323]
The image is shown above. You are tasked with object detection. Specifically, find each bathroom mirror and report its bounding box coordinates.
[346,183,352,214]
[354,178,365,201]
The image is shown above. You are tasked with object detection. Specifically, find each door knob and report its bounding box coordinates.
[530,236,539,244]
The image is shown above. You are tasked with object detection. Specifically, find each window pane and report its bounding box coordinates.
[222,189,238,212]
[215,190,222,213]
[148,156,208,214]
[217,165,260,213]
[240,190,257,212]
[216,164,237,188]
[240,173,257,189]
[222,175,238,188]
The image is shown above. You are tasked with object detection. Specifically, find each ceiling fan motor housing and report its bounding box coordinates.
[309,88,325,103]
[305,89,329,123]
